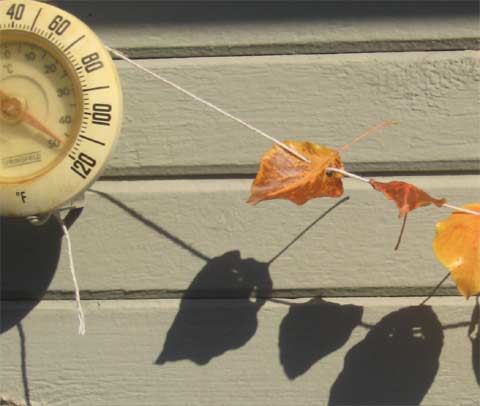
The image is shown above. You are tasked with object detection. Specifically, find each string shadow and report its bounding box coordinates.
[278,297,363,380]
[270,197,367,380]
[329,305,444,405]
[156,198,348,365]
[93,190,349,366]
[1,209,82,406]
[17,323,32,406]
[0,209,82,334]
[469,297,479,385]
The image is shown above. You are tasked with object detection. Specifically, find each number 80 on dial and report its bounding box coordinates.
[0,0,122,218]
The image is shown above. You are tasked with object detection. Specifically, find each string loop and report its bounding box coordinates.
[56,211,86,335]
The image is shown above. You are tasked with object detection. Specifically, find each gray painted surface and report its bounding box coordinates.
[60,1,479,57]
[2,176,478,297]
[106,51,479,177]
[1,2,479,405]
[0,298,478,406]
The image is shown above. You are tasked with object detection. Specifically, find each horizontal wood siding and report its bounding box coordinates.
[1,2,479,405]
[0,298,478,406]
[59,1,479,57]
[2,176,479,297]
[105,51,480,177]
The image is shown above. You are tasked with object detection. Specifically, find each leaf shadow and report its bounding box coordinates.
[0,209,82,334]
[92,190,349,366]
[328,305,444,405]
[91,190,272,364]
[278,297,363,380]
[156,250,272,365]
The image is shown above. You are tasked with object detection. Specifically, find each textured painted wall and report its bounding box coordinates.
[1,2,479,405]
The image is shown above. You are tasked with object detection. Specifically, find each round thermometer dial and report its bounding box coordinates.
[0,0,122,217]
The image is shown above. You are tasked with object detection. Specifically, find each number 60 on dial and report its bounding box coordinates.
[0,0,122,218]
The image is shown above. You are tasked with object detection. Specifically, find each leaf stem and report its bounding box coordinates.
[338,121,399,152]
[394,213,408,251]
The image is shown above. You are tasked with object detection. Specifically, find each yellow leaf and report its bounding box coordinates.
[432,203,480,298]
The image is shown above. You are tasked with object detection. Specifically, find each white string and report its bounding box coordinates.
[107,47,479,217]
[105,45,310,163]
[442,203,480,216]
[326,167,371,183]
[56,212,86,335]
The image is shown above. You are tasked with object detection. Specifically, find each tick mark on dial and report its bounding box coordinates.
[31,8,42,31]
[82,85,110,93]
[64,35,85,53]
[80,135,105,146]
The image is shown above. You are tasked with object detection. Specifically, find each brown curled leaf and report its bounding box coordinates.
[248,141,344,205]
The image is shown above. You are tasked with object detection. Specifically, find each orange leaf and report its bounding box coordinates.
[247,141,344,205]
[432,204,480,298]
[370,180,446,218]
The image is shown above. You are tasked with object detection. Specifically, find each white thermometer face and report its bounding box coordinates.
[0,0,122,217]
[0,34,81,182]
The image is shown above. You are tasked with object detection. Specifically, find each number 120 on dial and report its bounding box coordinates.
[0,0,123,218]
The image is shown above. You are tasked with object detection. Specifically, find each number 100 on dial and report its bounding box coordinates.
[0,0,122,217]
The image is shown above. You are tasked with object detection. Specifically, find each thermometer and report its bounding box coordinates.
[0,0,122,221]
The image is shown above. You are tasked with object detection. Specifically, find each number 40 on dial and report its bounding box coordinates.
[0,0,122,219]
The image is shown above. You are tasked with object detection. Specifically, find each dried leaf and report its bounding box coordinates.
[247,141,344,205]
[432,204,480,298]
[370,180,446,250]
[248,122,398,206]
[370,180,446,218]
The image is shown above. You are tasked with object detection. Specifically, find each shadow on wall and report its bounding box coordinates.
[469,297,479,385]
[279,297,363,380]
[154,198,350,366]
[91,191,477,398]
[91,190,274,366]
[278,299,449,405]
[92,191,350,367]
[156,251,272,365]
[329,305,444,406]
[0,216,61,334]
[1,210,81,406]
[62,2,477,26]
[0,210,82,334]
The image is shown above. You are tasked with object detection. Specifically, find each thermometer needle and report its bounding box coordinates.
[0,89,63,144]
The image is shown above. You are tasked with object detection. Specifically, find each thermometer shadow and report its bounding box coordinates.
[1,210,82,406]
[91,189,349,366]
[0,209,83,334]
